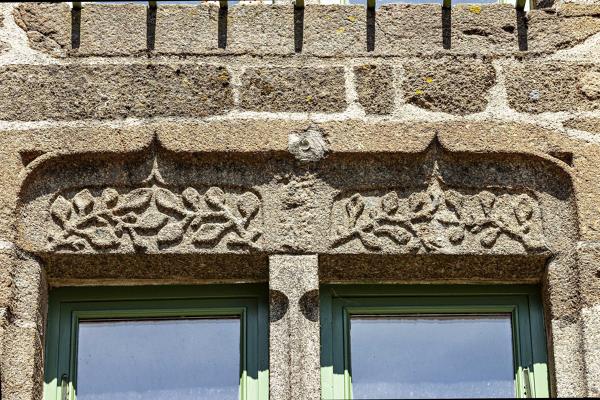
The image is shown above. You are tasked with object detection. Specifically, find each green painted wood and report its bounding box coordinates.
[320,284,549,399]
[44,284,269,400]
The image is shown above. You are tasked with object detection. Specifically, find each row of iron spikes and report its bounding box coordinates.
[71,0,528,11]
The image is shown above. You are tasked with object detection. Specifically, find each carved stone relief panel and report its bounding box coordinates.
[17,138,576,256]
[47,158,262,253]
[331,176,546,254]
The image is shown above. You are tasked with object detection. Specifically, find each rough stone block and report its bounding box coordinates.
[154,4,219,54]
[1,325,44,400]
[582,305,600,396]
[354,64,394,115]
[402,58,495,115]
[577,243,600,306]
[452,4,518,54]
[304,5,366,56]
[506,62,600,113]
[550,318,587,397]
[77,4,147,56]
[528,9,600,53]
[239,67,347,113]
[269,255,320,400]
[13,2,71,57]
[375,4,442,56]
[557,3,600,17]
[228,5,294,55]
[564,117,600,134]
[0,64,233,121]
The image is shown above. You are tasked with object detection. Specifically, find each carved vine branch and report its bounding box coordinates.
[48,186,262,252]
[332,188,546,253]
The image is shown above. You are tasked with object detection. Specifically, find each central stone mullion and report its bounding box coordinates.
[269,255,320,400]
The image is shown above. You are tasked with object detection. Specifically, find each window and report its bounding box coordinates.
[44,285,269,400]
[320,285,549,399]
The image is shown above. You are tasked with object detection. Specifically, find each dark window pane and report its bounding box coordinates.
[76,318,240,400]
[350,315,514,399]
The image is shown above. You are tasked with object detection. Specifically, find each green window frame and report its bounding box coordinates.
[44,284,269,400]
[320,284,549,399]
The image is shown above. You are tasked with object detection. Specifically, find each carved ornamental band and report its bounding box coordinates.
[331,162,547,254]
[47,158,262,252]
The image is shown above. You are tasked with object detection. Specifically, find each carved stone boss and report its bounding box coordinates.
[47,158,262,252]
[331,161,548,254]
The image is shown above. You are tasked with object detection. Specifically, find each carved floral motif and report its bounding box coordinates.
[47,159,262,252]
[332,164,547,253]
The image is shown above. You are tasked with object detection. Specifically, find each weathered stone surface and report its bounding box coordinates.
[269,255,320,400]
[402,58,495,115]
[77,4,147,56]
[375,5,443,56]
[320,254,547,282]
[154,4,218,54]
[564,117,600,133]
[452,4,518,54]
[13,2,70,57]
[304,5,366,56]
[239,67,347,113]
[376,4,518,56]
[0,64,233,121]
[354,64,395,115]
[1,325,45,400]
[557,3,600,17]
[228,5,294,55]
[529,9,600,53]
[577,243,600,306]
[506,62,600,113]
[550,317,587,397]
[582,305,600,396]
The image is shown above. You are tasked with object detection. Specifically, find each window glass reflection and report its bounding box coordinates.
[76,318,240,400]
[350,315,514,399]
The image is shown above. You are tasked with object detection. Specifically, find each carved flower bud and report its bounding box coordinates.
[205,187,226,210]
[448,227,465,244]
[182,188,201,210]
[50,196,72,222]
[381,192,399,215]
[73,189,95,215]
[237,192,260,219]
[101,188,119,209]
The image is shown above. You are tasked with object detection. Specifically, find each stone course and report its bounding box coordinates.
[0,1,600,399]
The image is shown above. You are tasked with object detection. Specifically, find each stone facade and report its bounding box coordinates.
[0,0,599,398]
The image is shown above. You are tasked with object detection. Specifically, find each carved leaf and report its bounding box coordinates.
[50,196,72,223]
[156,222,185,244]
[155,188,185,213]
[134,211,168,230]
[73,189,95,215]
[346,194,365,227]
[381,192,399,215]
[205,187,226,210]
[478,191,496,217]
[101,188,119,209]
[480,227,501,248]
[192,223,227,244]
[182,187,201,210]
[375,226,411,245]
[514,195,534,224]
[237,192,260,219]
[444,190,463,213]
[119,188,153,211]
[85,227,119,249]
[409,192,428,213]
[358,231,382,250]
